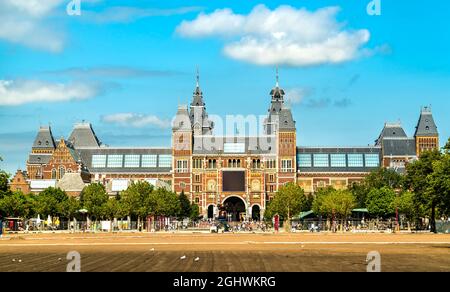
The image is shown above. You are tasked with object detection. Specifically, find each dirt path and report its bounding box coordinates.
[1,233,449,272]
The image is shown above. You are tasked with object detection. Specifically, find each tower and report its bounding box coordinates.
[265,68,297,186]
[189,69,214,136]
[26,126,56,179]
[414,106,439,156]
[172,105,193,194]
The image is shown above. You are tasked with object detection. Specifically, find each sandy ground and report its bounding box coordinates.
[0,232,449,272]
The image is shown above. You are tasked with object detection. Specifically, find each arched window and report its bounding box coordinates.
[237,159,241,168]
[51,169,56,179]
[59,166,65,179]
[179,135,184,143]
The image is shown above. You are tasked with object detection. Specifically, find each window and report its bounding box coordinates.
[330,154,346,167]
[348,154,364,167]
[92,155,107,168]
[313,154,329,167]
[141,155,157,167]
[107,155,123,168]
[124,155,140,168]
[266,159,276,169]
[195,197,200,204]
[194,185,200,192]
[281,159,293,172]
[177,160,188,173]
[194,174,200,183]
[159,155,172,168]
[365,154,380,167]
[193,159,202,169]
[51,169,56,179]
[59,166,65,178]
[297,154,312,167]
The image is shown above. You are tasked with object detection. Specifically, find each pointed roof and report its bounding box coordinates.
[68,122,101,148]
[375,122,407,145]
[32,126,56,149]
[56,173,86,193]
[414,106,438,137]
[172,105,192,131]
[190,68,205,107]
[278,107,296,131]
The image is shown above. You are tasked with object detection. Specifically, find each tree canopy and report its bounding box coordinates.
[264,182,309,220]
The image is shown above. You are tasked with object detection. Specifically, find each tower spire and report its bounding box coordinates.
[275,65,279,87]
[196,66,200,88]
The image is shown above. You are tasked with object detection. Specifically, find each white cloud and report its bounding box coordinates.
[176,5,371,66]
[0,80,101,106]
[101,113,170,128]
[285,88,313,104]
[0,0,65,52]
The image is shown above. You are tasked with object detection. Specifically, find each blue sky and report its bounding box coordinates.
[0,0,449,173]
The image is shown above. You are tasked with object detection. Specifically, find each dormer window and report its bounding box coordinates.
[46,141,49,145]
[426,126,430,130]
[38,141,42,145]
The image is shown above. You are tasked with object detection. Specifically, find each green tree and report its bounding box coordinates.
[366,186,396,218]
[121,181,154,222]
[394,191,416,224]
[58,196,81,221]
[428,153,450,218]
[404,150,442,232]
[178,190,191,219]
[150,188,181,217]
[80,183,108,220]
[312,187,356,219]
[190,203,200,221]
[34,187,68,217]
[0,170,10,199]
[0,191,27,217]
[444,137,450,153]
[349,168,403,208]
[264,182,309,227]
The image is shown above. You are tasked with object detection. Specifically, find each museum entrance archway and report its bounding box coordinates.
[223,196,246,222]
[251,205,261,221]
[207,205,214,219]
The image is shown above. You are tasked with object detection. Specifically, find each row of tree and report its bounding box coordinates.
[264,138,450,232]
[0,180,199,222]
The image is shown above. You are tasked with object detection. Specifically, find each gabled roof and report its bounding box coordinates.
[375,122,407,145]
[32,126,56,149]
[68,122,101,148]
[172,105,192,131]
[56,173,86,192]
[28,153,52,164]
[278,107,296,131]
[382,137,416,156]
[414,106,438,137]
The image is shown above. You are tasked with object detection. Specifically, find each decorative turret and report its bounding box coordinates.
[189,68,213,135]
[414,106,439,156]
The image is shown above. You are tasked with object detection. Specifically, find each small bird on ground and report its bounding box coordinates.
[12,259,16,262]
[180,255,186,260]
[58,258,62,261]
[194,257,200,262]
[150,248,155,251]
[18,259,22,263]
